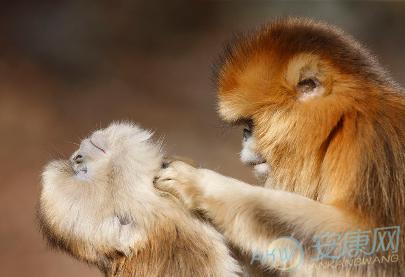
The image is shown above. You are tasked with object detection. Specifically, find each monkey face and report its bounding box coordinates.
[70,135,109,181]
[216,18,389,185]
[67,123,159,183]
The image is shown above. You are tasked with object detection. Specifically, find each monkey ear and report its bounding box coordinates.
[286,53,326,101]
[116,214,133,226]
[296,77,324,101]
[111,215,136,257]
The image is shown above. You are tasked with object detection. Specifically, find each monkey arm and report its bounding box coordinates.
[155,161,363,268]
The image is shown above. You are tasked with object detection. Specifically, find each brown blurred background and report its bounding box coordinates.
[0,1,404,276]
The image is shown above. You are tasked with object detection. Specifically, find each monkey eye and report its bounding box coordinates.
[243,127,252,140]
[297,78,318,94]
[243,119,253,130]
[242,119,253,140]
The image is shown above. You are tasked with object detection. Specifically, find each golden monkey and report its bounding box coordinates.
[155,18,405,276]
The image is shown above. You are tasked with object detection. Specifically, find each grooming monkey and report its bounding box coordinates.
[38,122,240,276]
[155,18,405,276]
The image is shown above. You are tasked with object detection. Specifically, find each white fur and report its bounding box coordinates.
[240,134,269,180]
[240,135,262,164]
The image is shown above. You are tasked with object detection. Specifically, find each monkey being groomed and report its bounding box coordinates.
[38,122,240,277]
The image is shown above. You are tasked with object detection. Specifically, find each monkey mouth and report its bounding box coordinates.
[73,166,87,175]
[247,159,267,166]
[244,156,267,167]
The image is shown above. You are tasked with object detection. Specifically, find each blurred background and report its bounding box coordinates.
[0,1,404,276]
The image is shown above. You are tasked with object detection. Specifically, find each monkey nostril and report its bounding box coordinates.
[74,154,82,160]
[73,154,83,163]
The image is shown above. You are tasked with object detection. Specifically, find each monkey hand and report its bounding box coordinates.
[154,160,204,210]
[155,159,248,213]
